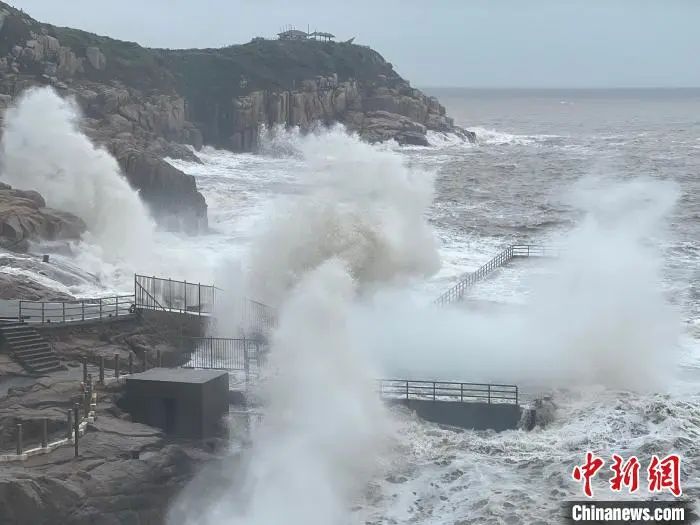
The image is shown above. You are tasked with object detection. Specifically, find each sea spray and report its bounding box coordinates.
[171,127,443,522]
[351,177,682,391]
[247,124,440,305]
[170,261,392,525]
[0,87,157,275]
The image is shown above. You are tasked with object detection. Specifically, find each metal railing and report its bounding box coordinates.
[18,295,135,324]
[134,274,278,332]
[378,379,518,405]
[434,244,558,306]
[243,299,278,335]
[182,337,264,372]
[135,274,217,316]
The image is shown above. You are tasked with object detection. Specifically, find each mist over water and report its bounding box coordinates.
[197,261,391,525]
[353,176,681,391]
[0,87,219,292]
[247,125,440,306]
[177,125,448,524]
[0,87,157,285]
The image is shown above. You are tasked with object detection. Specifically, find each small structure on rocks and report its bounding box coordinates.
[124,368,228,438]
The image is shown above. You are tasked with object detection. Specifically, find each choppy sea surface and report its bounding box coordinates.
[173,88,700,523]
[5,88,700,523]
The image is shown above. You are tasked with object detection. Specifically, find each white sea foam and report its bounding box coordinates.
[471,126,561,146]
[350,177,682,391]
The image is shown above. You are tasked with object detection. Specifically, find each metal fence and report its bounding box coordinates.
[378,379,519,405]
[242,299,278,335]
[134,274,217,315]
[183,337,263,371]
[435,244,558,306]
[18,295,135,324]
[511,244,560,258]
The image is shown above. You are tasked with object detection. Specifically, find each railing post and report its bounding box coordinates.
[169,278,172,310]
[99,356,105,385]
[81,301,85,322]
[73,403,79,457]
[114,354,120,379]
[198,283,201,316]
[210,338,214,368]
[244,342,250,385]
[41,417,48,448]
[19,301,22,322]
[66,409,72,438]
[515,386,519,405]
[15,422,23,455]
[116,295,119,317]
[83,387,90,419]
[433,382,436,401]
[41,302,45,324]
[184,280,187,313]
[460,383,463,402]
[488,384,491,404]
[405,381,408,400]
[99,298,102,320]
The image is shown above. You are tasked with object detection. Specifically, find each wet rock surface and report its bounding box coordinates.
[0,183,85,252]
[0,316,224,524]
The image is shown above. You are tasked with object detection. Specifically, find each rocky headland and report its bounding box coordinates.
[0,2,472,239]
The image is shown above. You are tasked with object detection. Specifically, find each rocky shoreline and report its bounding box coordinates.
[0,1,472,239]
[0,316,230,525]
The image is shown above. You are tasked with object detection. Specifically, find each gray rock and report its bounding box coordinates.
[360,110,429,146]
[0,185,86,250]
[85,46,106,71]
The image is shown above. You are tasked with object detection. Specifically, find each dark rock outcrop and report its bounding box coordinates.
[0,2,473,234]
[0,182,86,251]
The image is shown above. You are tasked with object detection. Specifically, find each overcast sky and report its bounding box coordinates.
[13,0,700,88]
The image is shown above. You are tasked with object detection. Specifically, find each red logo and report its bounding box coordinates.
[572,452,605,497]
[610,454,640,493]
[573,453,682,498]
[648,454,682,497]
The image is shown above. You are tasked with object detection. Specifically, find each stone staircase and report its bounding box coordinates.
[0,323,64,375]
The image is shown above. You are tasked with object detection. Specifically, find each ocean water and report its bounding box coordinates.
[3,88,700,523]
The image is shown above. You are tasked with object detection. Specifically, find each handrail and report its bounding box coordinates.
[18,295,135,324]
[134,279,168,313]
[182,336,264,380]
[378,379,518,405]
[434,244,558,306]
[134,274,216,316]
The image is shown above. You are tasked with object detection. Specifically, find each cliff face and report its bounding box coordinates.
[0,3,472,234]
[160,41,473,151]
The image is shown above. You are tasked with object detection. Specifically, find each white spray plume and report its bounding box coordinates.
[0,87,157,270]
[247,125,440,305]
[351,177,682,391]
[177,260,390,525]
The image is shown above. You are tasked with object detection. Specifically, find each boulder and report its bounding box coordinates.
[0,185,86,250]
[360,110,429,146]
[114,150,207,234]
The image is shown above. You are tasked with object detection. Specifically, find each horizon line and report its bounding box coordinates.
[420,85,700,91]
